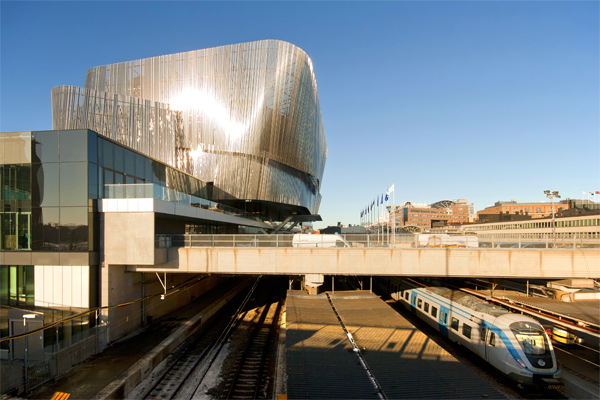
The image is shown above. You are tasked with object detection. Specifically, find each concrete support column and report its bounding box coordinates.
[304,274,324,295]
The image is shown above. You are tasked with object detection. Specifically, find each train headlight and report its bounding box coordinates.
[514,357,528,369]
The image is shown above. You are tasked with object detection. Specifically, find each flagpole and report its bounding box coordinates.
[392,181,395,246]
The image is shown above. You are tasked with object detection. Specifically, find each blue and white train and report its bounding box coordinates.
[399,286,561,387]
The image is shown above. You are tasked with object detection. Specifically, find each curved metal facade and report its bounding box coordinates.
[52,40,326,215]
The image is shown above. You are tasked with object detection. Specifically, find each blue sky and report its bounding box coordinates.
[1,1,598,229]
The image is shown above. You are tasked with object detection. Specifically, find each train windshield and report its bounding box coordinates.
[510,322,548,355]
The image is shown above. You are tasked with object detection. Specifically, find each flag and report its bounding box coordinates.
[385,193,389,202]
[386,184,394,195]
[381,194,383,204]
[596,191,600,194]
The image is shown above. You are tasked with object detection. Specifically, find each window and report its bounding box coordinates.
[405,292,409,300]
[424,302,429,313]
[451,317,459,331]
[489,332,496,347]
[0,265,34,306]
[463,324,472,339]
[417,299,422,309]
[481,327,487,341]
[431,306,437,318]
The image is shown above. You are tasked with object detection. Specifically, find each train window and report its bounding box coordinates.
[481,327,487,341]
[443,313,448,325]
[463,324,472,339]
[489,332,496,347]
[451,317,459,331]
[424,302,429,313]
[417,299,422,308]
[431,307,437,318]
[405,292,409,300]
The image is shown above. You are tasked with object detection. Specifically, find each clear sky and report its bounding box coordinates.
[1,1,598,229]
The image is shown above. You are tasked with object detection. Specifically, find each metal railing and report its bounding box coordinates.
[155,233,600,249]
[155,234,414,249]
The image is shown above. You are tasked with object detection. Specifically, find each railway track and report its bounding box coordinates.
[126,276,286,400]
[224,296,283,399]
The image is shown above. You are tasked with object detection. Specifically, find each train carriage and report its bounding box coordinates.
[400,286,561,387]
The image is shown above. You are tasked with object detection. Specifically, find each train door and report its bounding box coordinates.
[410,293,417,313]
[481,327,489,360]
[484,329,496,361]
[438,306,449,336]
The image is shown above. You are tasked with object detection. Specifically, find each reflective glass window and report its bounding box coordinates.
[0,265,8,305]
[124,149,135,176]
[113,145,124,173]
[0,164,31,210]
[59,206,88,251]
[60,162,88,206]
[152,162,166,185]
[104,169,113,198]
[145,159,153,182]
[31,207,60,250]
[88,163,98,199]
[32,163,59,207]
[98,165,104,198]
[0,265,34,306]
[87,130,97,164]
[135,154,145,180]
[59,130,87,162]
[1,132,31,164]
[32,131,59,163]
[101,140,114,170]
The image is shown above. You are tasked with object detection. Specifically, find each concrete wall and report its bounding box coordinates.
[134,248,600,279]
[100,264,224,343]
[104,213,155,265]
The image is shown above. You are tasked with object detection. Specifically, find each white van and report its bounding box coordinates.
[292,234,351,248]
[414,234,478,248]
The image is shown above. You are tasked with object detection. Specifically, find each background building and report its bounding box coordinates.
[476,200,568,221]
[384,199,471,232]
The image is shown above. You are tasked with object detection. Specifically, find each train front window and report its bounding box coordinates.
[510,322,548,356]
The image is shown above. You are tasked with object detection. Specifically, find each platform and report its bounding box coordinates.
[284,290,506,399]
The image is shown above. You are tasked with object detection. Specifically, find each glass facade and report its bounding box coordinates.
[1,130,90,251]
[1,129,212,252]
[51,40,327,217]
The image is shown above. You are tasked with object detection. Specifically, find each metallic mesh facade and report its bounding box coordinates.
[52,40,326,215]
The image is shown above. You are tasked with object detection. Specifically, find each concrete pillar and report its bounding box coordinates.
[304,274,324,295]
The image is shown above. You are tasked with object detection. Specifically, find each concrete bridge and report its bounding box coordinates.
[119,247,599,280]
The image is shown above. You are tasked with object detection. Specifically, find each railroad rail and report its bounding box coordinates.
[125,278,262,400]
[224,297,283,398]
[125,276,286,400]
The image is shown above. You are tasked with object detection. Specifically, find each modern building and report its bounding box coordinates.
[1,40,327,391]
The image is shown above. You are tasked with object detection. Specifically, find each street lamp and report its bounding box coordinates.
[23,314,36,394]
[544,190,560,243]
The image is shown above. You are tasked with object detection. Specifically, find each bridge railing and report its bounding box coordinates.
[155,233,600,249]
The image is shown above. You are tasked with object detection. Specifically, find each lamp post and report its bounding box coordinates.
[544,190,560,243]
[22,314,36,394]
